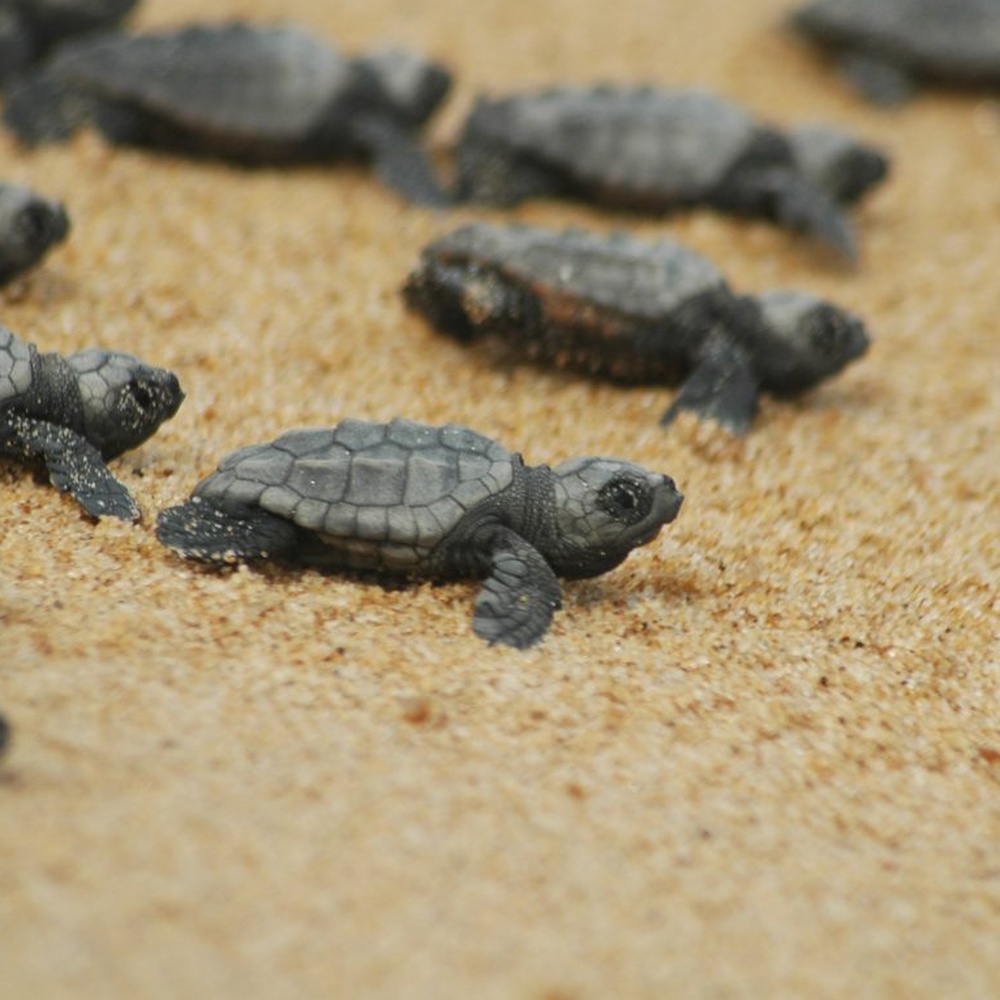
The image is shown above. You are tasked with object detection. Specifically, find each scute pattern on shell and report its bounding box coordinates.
[429,224,727,321]
[0,324,33,402]
[793,0,1000,81]
[471,87,757,198]
[193,418,516,560]
[52,23,354,141]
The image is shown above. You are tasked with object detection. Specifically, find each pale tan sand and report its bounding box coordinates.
[2,1,999,997]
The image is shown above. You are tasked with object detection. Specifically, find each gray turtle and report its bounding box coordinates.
[3,22,452,205]
[0,182,70,285]
[155,417,683,649]
[454,86,888,258]
[0,323,184,520]
[791,0,1000,104]
[0,0,137,86]
[403,223,870,434]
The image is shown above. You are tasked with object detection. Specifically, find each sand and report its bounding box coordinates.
[2,0,999,997]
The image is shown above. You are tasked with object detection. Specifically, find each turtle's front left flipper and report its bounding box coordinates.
[354,118,451,207]
[473,529,562,649]
[3,412,139,520]
[660,343,760,435]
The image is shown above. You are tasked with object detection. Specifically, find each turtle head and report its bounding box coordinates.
[0,183,70,282]
[543,458,683,579]
[359,48,452,126]
[753,290,870,396]
[66,349,184,459]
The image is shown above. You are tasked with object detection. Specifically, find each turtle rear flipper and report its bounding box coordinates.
[156,496,299,563]
[660,346,760,435]
[352,118,451,207]
[840,51,919,105]
[473,529,562,649]
[3,68,100,144]
[4,412,139,520]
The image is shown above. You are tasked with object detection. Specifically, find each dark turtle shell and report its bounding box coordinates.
[192,419,516,570]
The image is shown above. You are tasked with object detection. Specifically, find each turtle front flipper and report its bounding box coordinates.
[473,529,562,649]
[762,170,857,259]
[3,412,140,520]
[352,118,451,207]
[156,497,299,564]
[660,343,760,434]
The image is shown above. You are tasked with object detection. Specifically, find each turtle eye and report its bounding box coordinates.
[597,474,651,524]
[128,381,154,412]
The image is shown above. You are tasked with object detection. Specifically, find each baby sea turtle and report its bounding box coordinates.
[454,86,888,258]
[0,0,138,86]
[0,323,184,520]
[155,417,683,649]
[0,181,70,285]
[403,223,870,434]
[3,22,452,205]
[791,0,1000,104]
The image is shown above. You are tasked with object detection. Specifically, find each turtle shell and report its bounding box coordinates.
[423,223,728,325]
[193,418,516,569]
[466,87,761,200]
[0,324,34,406]
[793,0,1000,81]
[49,22,357,143]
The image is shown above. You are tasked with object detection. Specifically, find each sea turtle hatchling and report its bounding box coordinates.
[3,22,452,205]
[0,181,70,285]
[0,0,138,87]
[403,223,871,434]
[790,0,1000,104]
[155,418,683,649]
[454,86,888,259]
[0,323,184,520]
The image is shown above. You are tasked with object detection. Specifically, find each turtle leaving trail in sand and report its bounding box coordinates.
[0,0,138,87]
[791,0,1000,104]
[453,86,888,258]
[3,22,452,205]
[156,418,683,649]
[0,324,184,520]
[403,223,871,434]
[0,182,70,285]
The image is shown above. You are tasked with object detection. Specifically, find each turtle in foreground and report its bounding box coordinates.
[454,86,888,259]
[791,0,1000,104]
[0,182,70,285]
[403,223,870,434]
[0,324,184,520]
[3,22,452,205]
[0,0,138,87]
[156,418,683,649]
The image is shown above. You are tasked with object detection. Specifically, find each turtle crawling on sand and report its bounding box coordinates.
[0,0,138,86]
[3,22,452,205]
[404,223,871,434]
[454,86,888,258]
[156,417,683,649]
[0,182,70,286]
[791,0,1000,104]
[0,324,184,520]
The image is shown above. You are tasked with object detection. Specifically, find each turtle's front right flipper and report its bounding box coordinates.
[353,118,452,207]
[156,496,299,563]
[660,343,760,435]
[2,412,139,520]
[473,529,562,649]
